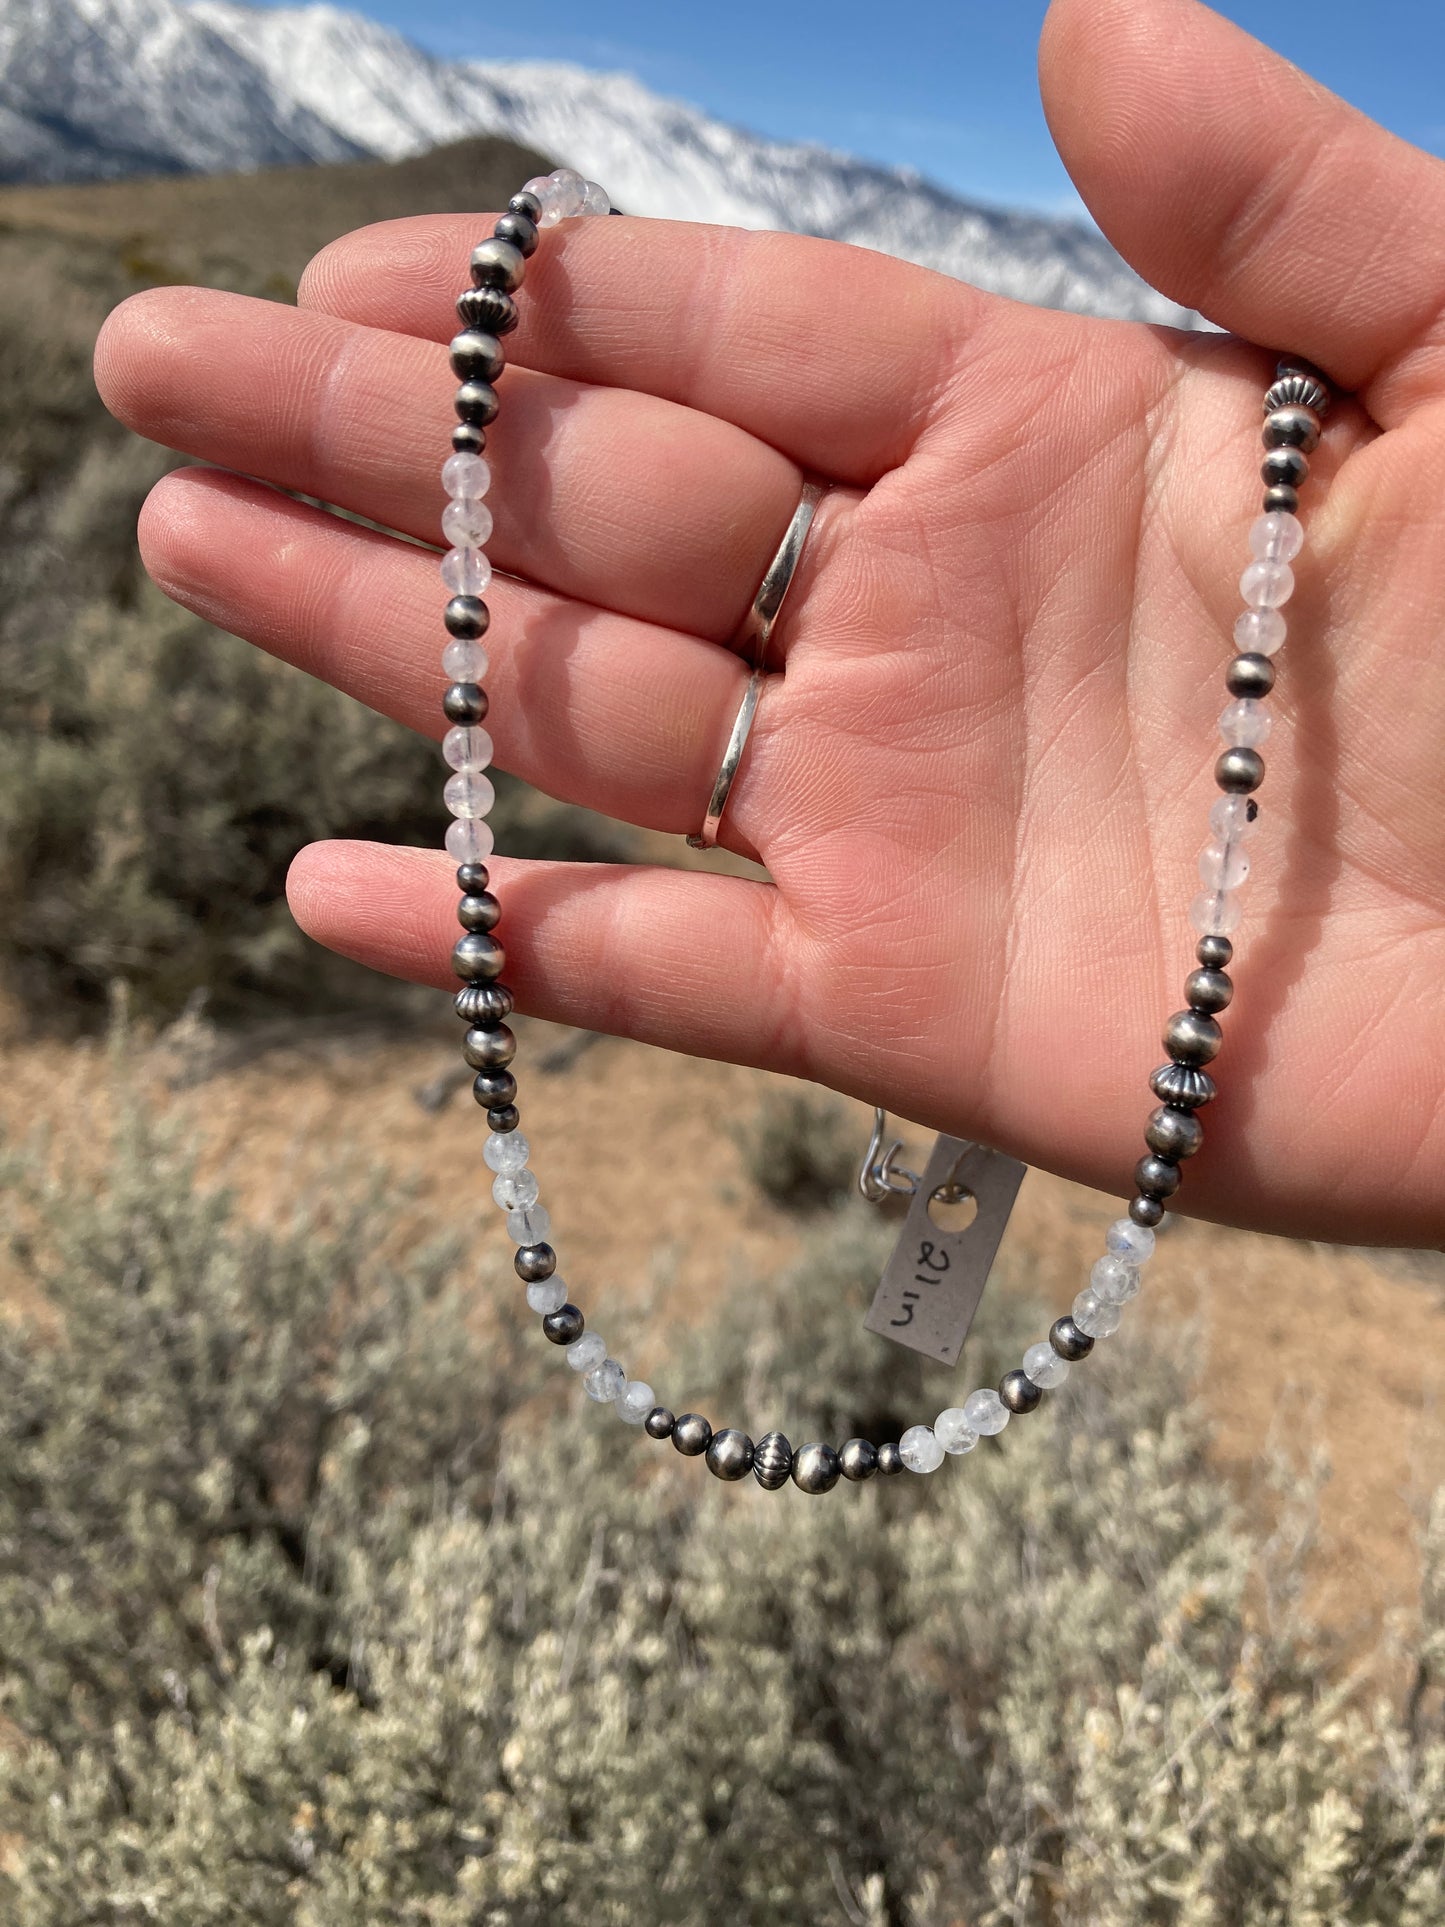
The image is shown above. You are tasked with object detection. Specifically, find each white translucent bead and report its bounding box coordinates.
[507,1204,551,1245]
[444,770,495,820]
[483,1131,530,1173]
[899,1424,945,1473]
[584,1358,626,1403]
[442,452,491,499]
[446,817,495,864]
[1198,840,1251,890]
[1220,698,1272,749]
[522,173,563,224]
[1233,608,1286,656]
[442,499,494,549]
[1249,510,1304,563]
[1240,559,1293,608]
[1022,1340,1069,1390]
[618,1380,654,1424]
[1073,1288,1122,1339]
[526,1276,567,1316]
[440,546,492,596]
[492,1168,539,1210]
[1106,1217,1155,1264]
[934,1407,979,1454]
[1209,795,1258,844]
[580,179,611,216]
[547,168,588,220]
[443,725,493,771]
[566,1332,606,1373]
[441,637,488,681]
[962,1388,1009,1436]
[1090,1255,1141,1305]
[1189,888,1243,937]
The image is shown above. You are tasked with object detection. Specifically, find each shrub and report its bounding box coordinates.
[733,1088,862,1211]
[0,1082,1442,1923]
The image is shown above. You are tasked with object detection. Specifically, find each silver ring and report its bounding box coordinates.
[685,667,768,851]
[732,476,826,670]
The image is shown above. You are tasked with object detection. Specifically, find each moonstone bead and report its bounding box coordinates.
[585,1359,626,1403]
[1073,1288,1122,1339]
[1209,795,1258,843]
[441,547,492,596]
[522,173,563,223]
[581,178,611,215]
[1189,888,1242,937]
[1022,1339,1070,1389]
[507,1204,551,1244]
[1233,608,1286,656]
[1090,1255,1141,1305]
[1240,559,1293,608]
[442,451,491,499]
[493,1168,539,1209]
[526,1276,567,1315]
[441,637,489,681]
[442,499,494,548]
[962,1388,1009,1436]
[443,725,494,771]
[934,1407,979,1454]
[566,1332,606,1374]
[483,1131,530,1173]
[1219,698,1272,749]
[1249,510,1304,563]
[1198,840,1251,890]
[446,817,495,864]
[444,770,495,819]
[546,168,588,220]
[898,1424,945,1473]
[1106,1217,1155,1264]
[618,1380,654,1424]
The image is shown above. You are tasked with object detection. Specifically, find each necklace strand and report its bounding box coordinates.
[432,167,1330,1494]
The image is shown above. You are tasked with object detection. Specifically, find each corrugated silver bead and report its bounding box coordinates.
[1149,1062,1217,1109]
[752,1431,792,1490]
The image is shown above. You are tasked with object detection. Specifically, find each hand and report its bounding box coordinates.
[94,0,1445,1247]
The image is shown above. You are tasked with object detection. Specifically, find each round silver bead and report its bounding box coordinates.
[514,1242,556,1282]
[1196,932,1234,969]
[644,1406,675,1440]
[752,1431,793,1490]
[1134,1154,1182,1200]
[463,1022,516,1069]
[672,1413,712,1457]
[1262,404,1321,453]
[1262,446,1308,489]
[1129,1194,1166,1228]
[1050,1314,1094,1361]
[1149,1062,1217,1109]
[452,932,505,981]
[876,1441,904,1476]
[1184,967,1233,1014]
[790,1442,841,1495]
[1226,653,1275,698]
[1163,1008,1223,1065]
[839,1438,879,1481]
[704,1428,755,1481]
[998,1369,1042,1414]
[457,892,501,932]
[469,236,526,292]
[449,329,505,383]
[1144,1105,1204,1161]
[1216,747,1265,793]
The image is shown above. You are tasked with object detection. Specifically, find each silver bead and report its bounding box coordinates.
[1184,968,1233,1014]
[470,236,526,292]
[542,1304,583,1345]
[998,1369,1042,1414]
[876,1441,904,1476]
[1196,933,1234,969]
[1149,1062,1217,1109]
[1129,1194,1166,1228]
[839,1438,878,1481]
[492,210,538,257]
[457,892,501,932]
[1163,1008,1223,1065]
[790,1442,841,1494]
[456,285,518,335]
[1263,369,1330,417]
[1144,1105,1204,1160]
[1226,653,1275,699]
[1216,747,1265,793]
[704,1428,754,1480]
[672,1413,712,1457]
[452,932,505,981]
[1262,446,1308,489]
[1050,1314,1094,1361]
[454,379,500,427]
[1262,404,1321,453]
[463,1022,515,1069]
[514,1242,556,1282]
[449,329,505,382]
[752,1432,792,1489]
[644,1406,675,1440]
[1134,1154,1181,1200]
[473,1070,517,1110]
[1262,484,1300,515]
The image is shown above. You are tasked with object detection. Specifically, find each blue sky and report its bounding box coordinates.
[313,0,1445,215]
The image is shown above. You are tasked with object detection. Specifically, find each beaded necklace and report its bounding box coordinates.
[433,166,1328,1494]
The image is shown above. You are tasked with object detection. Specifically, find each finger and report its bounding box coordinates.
[287,840,798,1072]
[139,467,801,853]
[297,212,986,480]
[1040,0,1445,423]
[95,285,803,645]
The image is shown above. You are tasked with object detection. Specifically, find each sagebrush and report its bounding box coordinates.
[0,1082,1442,1923]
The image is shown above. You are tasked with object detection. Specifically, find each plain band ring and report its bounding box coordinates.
[685,667,768,851]
[733,476,826,670]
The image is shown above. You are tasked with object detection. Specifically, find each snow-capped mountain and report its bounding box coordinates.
[0,0,1192,325]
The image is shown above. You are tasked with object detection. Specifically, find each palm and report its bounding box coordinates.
[95,0,1445,1245]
